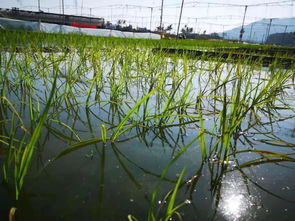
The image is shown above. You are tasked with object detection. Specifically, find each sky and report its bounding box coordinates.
[1,0,294,33]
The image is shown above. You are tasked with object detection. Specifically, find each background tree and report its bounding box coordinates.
[165,24,173,33]
[181,25,193,36]
[156,24,173,33]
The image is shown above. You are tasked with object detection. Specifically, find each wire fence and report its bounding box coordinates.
[1,0,295,42]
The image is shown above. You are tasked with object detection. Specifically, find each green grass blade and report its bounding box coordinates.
[15,75,57,200]
[165,167,186,220]
[111,88,157,142]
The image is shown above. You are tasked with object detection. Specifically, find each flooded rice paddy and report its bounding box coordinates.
[0,42,295,221]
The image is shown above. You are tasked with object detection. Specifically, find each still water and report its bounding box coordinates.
[0,51,295,220]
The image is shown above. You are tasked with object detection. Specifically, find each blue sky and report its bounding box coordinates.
[1,0,294,33]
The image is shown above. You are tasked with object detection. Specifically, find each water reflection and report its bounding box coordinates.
[1,48,295,220]
[217,172,259,221]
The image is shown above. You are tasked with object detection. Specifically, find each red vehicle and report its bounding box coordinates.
[70,22,97,29]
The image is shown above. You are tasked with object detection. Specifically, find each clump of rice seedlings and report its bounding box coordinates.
[2,69,57,199]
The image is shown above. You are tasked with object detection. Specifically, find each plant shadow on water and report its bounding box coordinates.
[0,31,295,220]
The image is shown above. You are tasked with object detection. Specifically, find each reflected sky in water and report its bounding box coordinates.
[217,172,260,221]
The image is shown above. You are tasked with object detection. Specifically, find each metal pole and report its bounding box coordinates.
[150,7,153,31]
[38,0,40,11]
[62,0,65,25]
[62,0,64,15]
[177,0,185,37]
[266,18,272,41]
[194,18,197,34]
[194,18,197,39]
[239,5,248,42]
[249,23,253,41]
[282,25,288,42]
[160,0,164,31]
[264,18,272,44]
[90,8,92,17]
[37,0,41,30]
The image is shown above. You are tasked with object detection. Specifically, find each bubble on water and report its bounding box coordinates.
[185,199,192,204]
[284,209,288,212]
[158,200,162,204]
[129,198,134,202]
[238,131,247,135]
